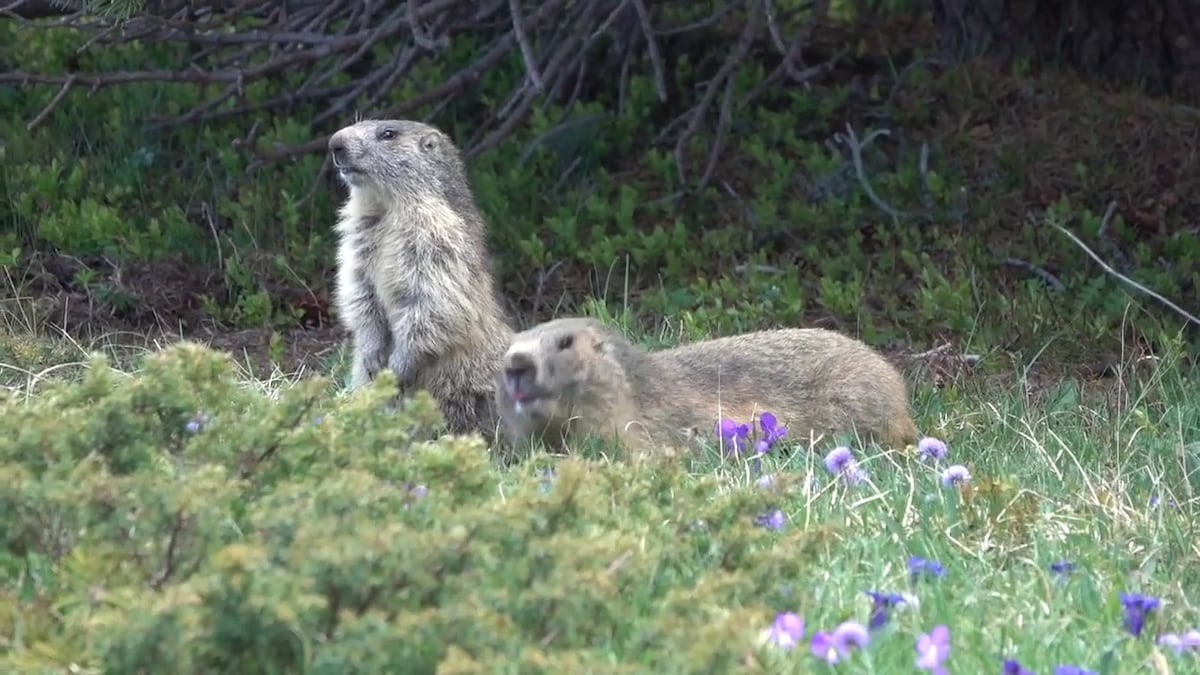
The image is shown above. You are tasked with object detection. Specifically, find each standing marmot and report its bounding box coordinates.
[328,119,513,442]
[494,317,920,455]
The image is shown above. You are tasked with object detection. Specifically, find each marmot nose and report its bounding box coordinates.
[328,137,348,166]
[504,353,537,393]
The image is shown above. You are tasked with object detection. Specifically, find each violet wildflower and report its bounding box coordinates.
[915,624,951,674]
[917,437,949,463]
[907,555,946,583]
[1118,592,1161,638]
[941,464,971,486]
[756,473,776,489]
[810,621,870,664]
[1149,494,1179,509]
[1049,560,1076,576]
[865,590,907,630]
[754,412,789,453]
[1003,659,1035,675]
[409,483,428,498]
[717,418,751,453]
[185,411,210,434]
[1158,633,1185,654]
[825,446,855,473]
[1182,628,1200,650]
[765,611,806,650]
[1053,667,1097,675]
[824,446,868,485]
[755,509,786,531]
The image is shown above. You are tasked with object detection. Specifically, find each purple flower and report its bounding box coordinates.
[1159,633,1185,654]
[766,612,806,649]
[717,418,751,453]
[755,509,786,530]
[941,464,971,486]
[915,624,951,674]
[824,446,868,485]
[185,411,210,433]
[908,556,946,583]
[917,437,948,463]
[810,621,870,664]
[753,412,788,453]
[1003,659,1036,675]
[866,590,907,630]
[756,473,776,489]
[1049,560,1076,576]
[1119,592,1161,638]
[825,446,854,473]
[1182,628,1200,650]
[1053,667,1097,675]
[1149,494,1179,509]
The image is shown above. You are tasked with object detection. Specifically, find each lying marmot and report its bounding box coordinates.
[494,317,920,454]
[328,119,514,442]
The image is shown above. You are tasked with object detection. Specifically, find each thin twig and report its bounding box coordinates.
[1046,204,1200,328]
[835,123,914,221]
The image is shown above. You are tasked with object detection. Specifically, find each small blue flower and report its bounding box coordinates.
[1049,560,1076,575]
[866,590,907,630]
[717,418,751,453]
[1003,659,1036,675]
[765,611,806,650]
[917,437,949,463]
[1159,633,1185,654]
[1119,592,1161,638]
[941,464,971,486]
[824,446,854,473]
[824,446,868,485]
[908,556,946,583]
[915,624,951,674]
[810,621,870,664]
[185,411,210,434]
[755,509,786,530]
[1053,666,1098,675]
[753,412,788,453]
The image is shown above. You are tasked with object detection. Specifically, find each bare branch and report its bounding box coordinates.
[1045,204,1200,328]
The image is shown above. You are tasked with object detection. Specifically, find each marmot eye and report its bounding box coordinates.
[377,128,397,141]
[556,335,574,350]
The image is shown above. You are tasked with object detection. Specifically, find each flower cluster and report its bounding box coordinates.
[762,553,1180,673]
[823,445,868,486]
[716,411,788,456]
[916,435,972,486]
[765,556,946,668]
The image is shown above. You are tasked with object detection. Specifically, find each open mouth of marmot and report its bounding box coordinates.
[505,374,549,405]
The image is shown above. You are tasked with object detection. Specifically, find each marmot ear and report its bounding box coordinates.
[419,133,439,152]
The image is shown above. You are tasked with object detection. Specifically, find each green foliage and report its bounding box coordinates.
[3,7,1199,364]
[1,339,1198,673]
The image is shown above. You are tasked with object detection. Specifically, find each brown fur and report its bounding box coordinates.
[494,317,920,454]
[328,119,514,442]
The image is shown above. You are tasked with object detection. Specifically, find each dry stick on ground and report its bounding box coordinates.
[1043,203,1200,328]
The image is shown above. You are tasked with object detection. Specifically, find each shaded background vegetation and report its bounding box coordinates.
[2,0,1198,381]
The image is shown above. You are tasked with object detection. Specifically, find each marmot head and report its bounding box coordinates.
[327,119,466,197]
[497,317,619,426]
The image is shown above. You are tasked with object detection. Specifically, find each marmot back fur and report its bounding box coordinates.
[328,118,513,442]
[494,317,920,454]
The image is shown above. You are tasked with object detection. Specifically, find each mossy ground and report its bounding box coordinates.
[2,5,1200,674]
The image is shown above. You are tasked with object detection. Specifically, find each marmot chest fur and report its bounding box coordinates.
[494,317,920,454]
[328,118,514,442]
